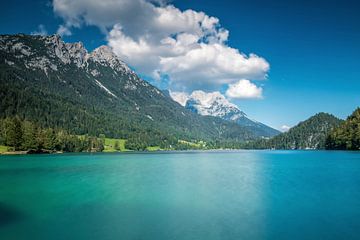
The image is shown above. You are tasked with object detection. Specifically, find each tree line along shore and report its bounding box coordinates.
[1,108,360,155]
[0,117,212,154]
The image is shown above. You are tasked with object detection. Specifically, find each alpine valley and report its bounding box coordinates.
[0,34,279,151]
[1,34,358,152]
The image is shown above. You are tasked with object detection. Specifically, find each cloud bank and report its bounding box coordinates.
[31,24,48,36]
[53,0,270,99]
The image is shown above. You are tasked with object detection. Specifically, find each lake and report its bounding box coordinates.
[0,150,360,239]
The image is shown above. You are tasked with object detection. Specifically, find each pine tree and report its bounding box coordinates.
[22,120,38,150]
[42,128,56,150]
[114,140,120,151]
[4,117,23,150]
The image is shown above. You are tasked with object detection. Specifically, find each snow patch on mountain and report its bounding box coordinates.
[170,90,280,137]
[94,79,118,98]
[171,90,247,120]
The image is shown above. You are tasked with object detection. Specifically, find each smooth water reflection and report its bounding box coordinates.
[0,151,360,239]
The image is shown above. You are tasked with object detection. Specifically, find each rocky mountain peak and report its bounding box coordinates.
[45,34,62,46]
[44,34,74,64]
[1,34,136,74]
[91,45,115,59]
[89,45,133,74]
[185,90,246,121]
[66,42,88,67]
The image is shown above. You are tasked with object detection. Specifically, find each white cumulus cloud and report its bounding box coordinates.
[57,25,72,36]
[225,79,263,99]
[53,0,270,93]
[31,24,48,36]
[281,125,291,132]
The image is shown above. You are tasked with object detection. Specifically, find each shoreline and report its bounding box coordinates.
[0,148,343,156]
[0,151,28,155]
[0,150,64,156]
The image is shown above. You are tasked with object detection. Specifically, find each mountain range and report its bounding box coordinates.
[170,90,279,137]
[0,34,277,149]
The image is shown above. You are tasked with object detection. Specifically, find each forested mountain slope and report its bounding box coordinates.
[0,34,260,148]
[326,108,360,150]
[246,113,343,149]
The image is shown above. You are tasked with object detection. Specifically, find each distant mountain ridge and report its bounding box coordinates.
[171,90,280,137]
[248,112,343,149]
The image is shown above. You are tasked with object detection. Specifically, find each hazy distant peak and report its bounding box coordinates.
[169,89,279,137]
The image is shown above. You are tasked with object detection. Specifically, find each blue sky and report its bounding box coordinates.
[1,0,360,130]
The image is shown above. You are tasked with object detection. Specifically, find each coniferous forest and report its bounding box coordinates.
[0,117,104,153]
[325,108,360,150]
[244,113,343,150]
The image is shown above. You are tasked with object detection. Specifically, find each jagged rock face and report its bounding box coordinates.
[89,45,132,74]
[65,42,88,67]
[0,34,156,99]
[0,34,134,77]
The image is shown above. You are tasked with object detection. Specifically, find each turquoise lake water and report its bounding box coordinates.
[0,150,360,239]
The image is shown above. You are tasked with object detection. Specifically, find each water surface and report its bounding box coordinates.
[1,151,360,239]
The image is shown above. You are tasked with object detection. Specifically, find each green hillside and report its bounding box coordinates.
[0,34,260,150]
[326,108,360,150]
[246,113,343,149]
